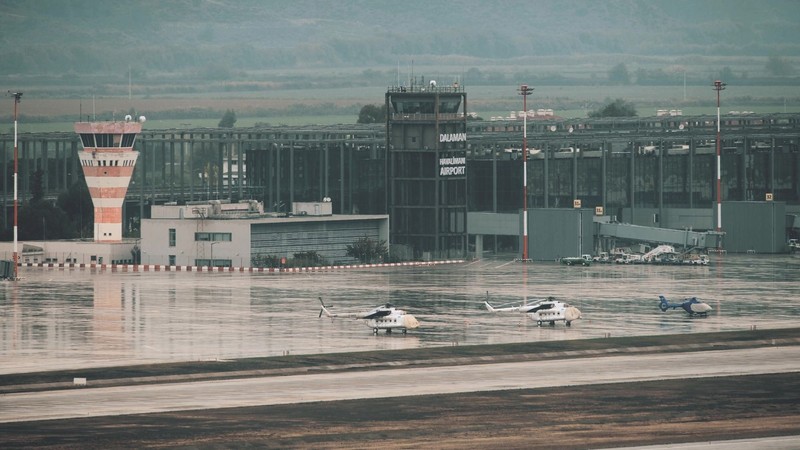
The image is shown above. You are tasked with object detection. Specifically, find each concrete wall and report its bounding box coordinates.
[722,201,786,253]
[0,240,136,265]
[530,208,594,261]
[141,218,251,267]
[466,212,518,235]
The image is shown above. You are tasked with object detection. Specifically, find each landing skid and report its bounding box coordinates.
[536,320,568,327]
[373,328,408,334]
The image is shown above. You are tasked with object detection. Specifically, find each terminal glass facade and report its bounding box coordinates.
[3,112,800,255]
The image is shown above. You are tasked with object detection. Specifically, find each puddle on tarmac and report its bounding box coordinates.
[1,253,798,373]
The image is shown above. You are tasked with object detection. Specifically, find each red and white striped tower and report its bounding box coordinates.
[518,84,534,262]
[10,91,22,280]
[75,118,142,242]
[713,80,726,234]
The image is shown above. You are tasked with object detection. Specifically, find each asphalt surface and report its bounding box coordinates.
[2,255,799,448]
[2,345,800,423]
[0,329,799,448]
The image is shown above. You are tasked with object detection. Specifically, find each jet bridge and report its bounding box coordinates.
[595,220,723,250]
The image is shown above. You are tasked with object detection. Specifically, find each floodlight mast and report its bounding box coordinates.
[713,80,726,234]
[10,91,22,280]
[518,84,534,262]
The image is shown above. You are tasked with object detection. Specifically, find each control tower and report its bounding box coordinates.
[75,118,142,242]
[385,78,468,259]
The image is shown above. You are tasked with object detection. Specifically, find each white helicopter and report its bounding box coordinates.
[318,298,420,334]
[484,293,582,327]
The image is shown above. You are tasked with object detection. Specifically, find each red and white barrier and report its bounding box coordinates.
[19,260,465,274]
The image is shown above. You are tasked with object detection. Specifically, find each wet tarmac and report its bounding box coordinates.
[1,253,799,374]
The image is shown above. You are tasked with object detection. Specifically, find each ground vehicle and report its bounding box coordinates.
[560,255,592,266]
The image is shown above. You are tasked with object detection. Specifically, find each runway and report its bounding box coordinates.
[2,345,799,424]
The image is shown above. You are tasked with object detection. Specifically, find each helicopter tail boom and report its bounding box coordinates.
[319,297,336,318]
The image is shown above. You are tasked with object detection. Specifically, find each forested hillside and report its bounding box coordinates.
[1,0,798,79]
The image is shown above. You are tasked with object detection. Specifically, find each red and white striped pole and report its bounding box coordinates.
[713,80,726,234]
[519,84,534,261]
[10,91,22,280]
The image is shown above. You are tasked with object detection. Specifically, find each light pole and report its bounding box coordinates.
[9,91,22,280]
[518,84,534,262]
[713,80,726,234]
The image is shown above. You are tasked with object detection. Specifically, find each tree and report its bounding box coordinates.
[635,68,672,85]
[57,180,94,239]
[218,109,237,128]
[251,254,281,268]
[588,99,637,118]
[16,169,85,240]
[357,104,386,124]
[346,236,388,263]
[718,66,736,82]
[31,168,45,202]
[292,251,327,267]
[18,199,77,240]
[766,56,795,77]
[608,63,631,85]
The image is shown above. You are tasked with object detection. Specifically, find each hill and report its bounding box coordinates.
[1,0,799,79]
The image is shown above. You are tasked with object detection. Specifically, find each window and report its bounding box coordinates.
[168,255,176,266]
[79,134,94,147]
[121,133,136,147]
[194,232,232,242]
[95,134,114,147]
[169,228,176,247]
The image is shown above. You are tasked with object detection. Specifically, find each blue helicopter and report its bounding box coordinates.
[658,295,712,316]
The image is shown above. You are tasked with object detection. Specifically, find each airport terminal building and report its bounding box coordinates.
[2,83,800,264]
[243,84,800,259]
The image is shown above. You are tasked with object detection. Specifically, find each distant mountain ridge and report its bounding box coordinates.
[1,0,798,77]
